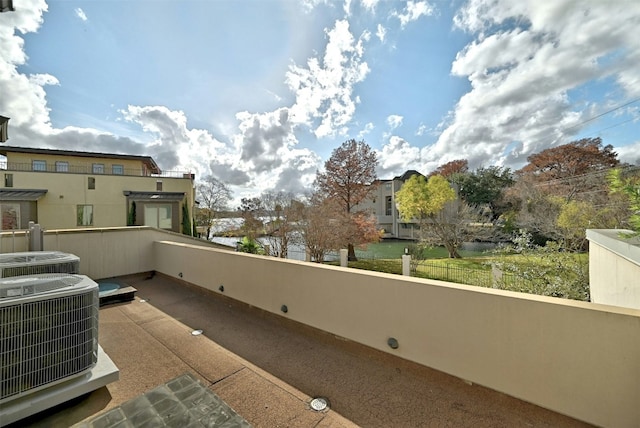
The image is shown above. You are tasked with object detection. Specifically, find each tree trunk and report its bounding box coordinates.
[348,243,357,261]
[445,243,462,258]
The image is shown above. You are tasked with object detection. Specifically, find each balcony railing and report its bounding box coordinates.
[0,161,194,179]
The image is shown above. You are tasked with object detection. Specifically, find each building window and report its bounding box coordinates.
[55,161,69,172]
[4,173,13,187]
[1,204,20,230]
[112,164,124,175]
[385,196,392,216]
[92,163,105,174]
[385,182,392,190]
[156,181,163,191]
[88,177,95,189]
[32,160,46,171]
[144,204,172,229]
[77,205,93,226]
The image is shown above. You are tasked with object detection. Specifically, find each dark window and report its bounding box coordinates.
[156,181,163,191]
[385,196,392,216]
[88,177,95,190]
[112,164,124,175]
[4,173,13,187]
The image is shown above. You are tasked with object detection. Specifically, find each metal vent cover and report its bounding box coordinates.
[0,251,80,278]
[0,274,86,299]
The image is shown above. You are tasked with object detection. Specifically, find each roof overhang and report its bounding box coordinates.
[123,191,185,201]
[0,146,161,174]
[0,189,47,201]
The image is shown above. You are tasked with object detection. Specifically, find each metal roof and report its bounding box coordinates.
[0,146,161,174]
[0,189,48,201]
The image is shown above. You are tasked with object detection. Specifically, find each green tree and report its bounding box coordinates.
[315,139,378,261]
[511,138,620,242]
[396,174,466,258]
[181,203,192,236]
[457,166,514,221]
[396,174,455,219]
[127,201,137,226]
[608,167,640,234]
[237,236,263,254]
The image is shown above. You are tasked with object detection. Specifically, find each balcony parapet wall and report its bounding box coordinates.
[154,239,640,428]
[587,229,640,310]
[1,227,638,427]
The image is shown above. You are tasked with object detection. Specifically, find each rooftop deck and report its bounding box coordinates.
[7,272,592,427]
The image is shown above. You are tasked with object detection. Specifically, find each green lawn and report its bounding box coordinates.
[355,240,488,260]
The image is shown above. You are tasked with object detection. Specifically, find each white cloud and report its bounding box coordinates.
[376,24,386,43]
[74,8,87,22]
[361,0,380,13]
[357,122,374,139]
[286,19,370,138]
[394,1,435,28]
[434,0,640,170]
[615,140,640,166]
[376,136,421,177]
[386,114,403,130]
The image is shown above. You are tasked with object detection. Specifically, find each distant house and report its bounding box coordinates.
[359,170,424,239]
[0,146,195,233]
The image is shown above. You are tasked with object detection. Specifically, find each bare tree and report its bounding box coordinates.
[299,195,344,263]
[195,175,231,239]
[315,139,378,260]
[260,191,303,258]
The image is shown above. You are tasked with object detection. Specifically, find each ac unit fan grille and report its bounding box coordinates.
[1,261,80,278]
[0,289,98,401]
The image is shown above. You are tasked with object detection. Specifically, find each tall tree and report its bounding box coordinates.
[517,137,619,201]
[512,137,620,242]
[396,174,465,258]
[457,166,514,221]
[299,195,344,263]
[195,176,231,239]
[237,197,263,240]
[608,167,640,233]
[260,191,303,258]
[315,139,378,260]
[429,159,469,179]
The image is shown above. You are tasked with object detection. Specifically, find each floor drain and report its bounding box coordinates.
[310,397,329,412]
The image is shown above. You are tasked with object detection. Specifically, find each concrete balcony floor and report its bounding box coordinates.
[15,273,591,427]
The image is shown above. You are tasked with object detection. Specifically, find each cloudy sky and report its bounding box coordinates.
[1,0,640,204]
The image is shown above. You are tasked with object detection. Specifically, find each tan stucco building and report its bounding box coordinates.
[0,146,195,233]
[359,170,423,239]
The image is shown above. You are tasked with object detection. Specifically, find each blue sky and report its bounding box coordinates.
[1,0,640,204]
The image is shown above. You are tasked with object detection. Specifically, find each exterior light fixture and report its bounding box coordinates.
[178,272,183,278]
[387,337,399,349]
[310,397,330,412]
[219,285,224,292]
[281,305,288,313]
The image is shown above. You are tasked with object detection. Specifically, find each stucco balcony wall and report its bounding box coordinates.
[1,227,638,427]
[153,240,640,428]
[587,228,640,310]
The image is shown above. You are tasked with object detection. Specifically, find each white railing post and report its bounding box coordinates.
[340,249,348,267]
[402,254,411,276]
